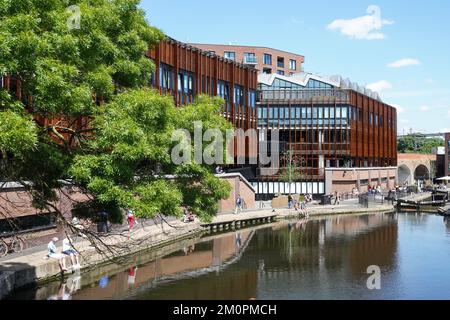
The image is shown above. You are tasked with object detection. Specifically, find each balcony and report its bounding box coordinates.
[243,56,257,65]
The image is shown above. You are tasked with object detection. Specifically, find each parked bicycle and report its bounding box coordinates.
[0,234,26,257]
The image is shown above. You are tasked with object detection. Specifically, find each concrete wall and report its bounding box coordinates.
[217,173,256,213]
[325,167,397,195]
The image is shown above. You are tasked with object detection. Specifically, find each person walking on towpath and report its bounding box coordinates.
[334,191,340,205]
[126,209,135,231]
[235,194,243,214]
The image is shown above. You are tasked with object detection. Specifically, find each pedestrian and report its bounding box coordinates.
[126,209,135,231]
[62,236,81,269]
[334,191,340,205]
[288,194,293,209]
[235,194,242,214]
[72,217,86,238]
[47,237,68,272]
[97,210,109,233]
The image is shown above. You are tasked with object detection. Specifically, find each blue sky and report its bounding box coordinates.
[140,0,450,134]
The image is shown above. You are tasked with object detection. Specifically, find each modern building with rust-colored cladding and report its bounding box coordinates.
[254,73,398,198]
[146,38,259,163]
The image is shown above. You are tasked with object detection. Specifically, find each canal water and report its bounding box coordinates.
[7,212,450,300]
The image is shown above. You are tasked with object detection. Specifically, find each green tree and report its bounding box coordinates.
[0,1,231,230]
[278,150,306,195]
[397,134,444,154]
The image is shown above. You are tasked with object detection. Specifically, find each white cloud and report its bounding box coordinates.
[391,104,405,114]
[420,106,429,112]
[327,5,394,40]
[387,58,421,68]
[367,80,392,92]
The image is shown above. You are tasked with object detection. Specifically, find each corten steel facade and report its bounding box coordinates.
[190,43,305,76]
[253,73,397,197]
[1,38,260,163]
[446,133,450,176]
[147,38,259,162]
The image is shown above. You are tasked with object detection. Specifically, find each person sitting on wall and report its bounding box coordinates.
[288,194,294,209]
[47,237,68,272]
[215,166,224,174]
[62,236,81,269]
[71,217,87,238]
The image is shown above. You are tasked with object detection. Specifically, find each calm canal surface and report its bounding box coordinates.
[8,212,450,300]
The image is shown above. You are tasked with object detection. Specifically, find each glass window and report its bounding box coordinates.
[341,106,347,118]
[301,107,306,118]
[279,108,284,119]
[269,108,273,119]
[217,81,229,101]
[159,63,173,89]
[330,107,334,118]
[244,53,256,64]
[336,107,341,119]
[277,70,285,76]
[224,51,235,61]
[248,90,256,108]
[289,59,296,70]
[233,85,244,105]
[277,57,284,68]
[263,53,272,65]
[306,107,312,118]
[274,108,279,119]
[318,107,323,119]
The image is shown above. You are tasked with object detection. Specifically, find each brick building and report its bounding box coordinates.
[190,43,305,76]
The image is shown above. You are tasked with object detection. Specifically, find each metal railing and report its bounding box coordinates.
[358,193,386,208]
[259,89,350,103]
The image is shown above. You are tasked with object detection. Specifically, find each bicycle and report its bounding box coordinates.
[0,235,26,257]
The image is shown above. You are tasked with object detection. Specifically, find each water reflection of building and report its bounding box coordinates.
[35,230,257,300]
[254,214,399,298]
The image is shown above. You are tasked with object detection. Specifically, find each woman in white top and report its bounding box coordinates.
[62,237,81,269]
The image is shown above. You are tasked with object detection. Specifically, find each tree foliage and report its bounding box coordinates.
[397,134,444,154]
[0,1,231,225]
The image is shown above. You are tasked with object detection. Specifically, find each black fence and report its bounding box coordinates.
[358,193,387,208]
